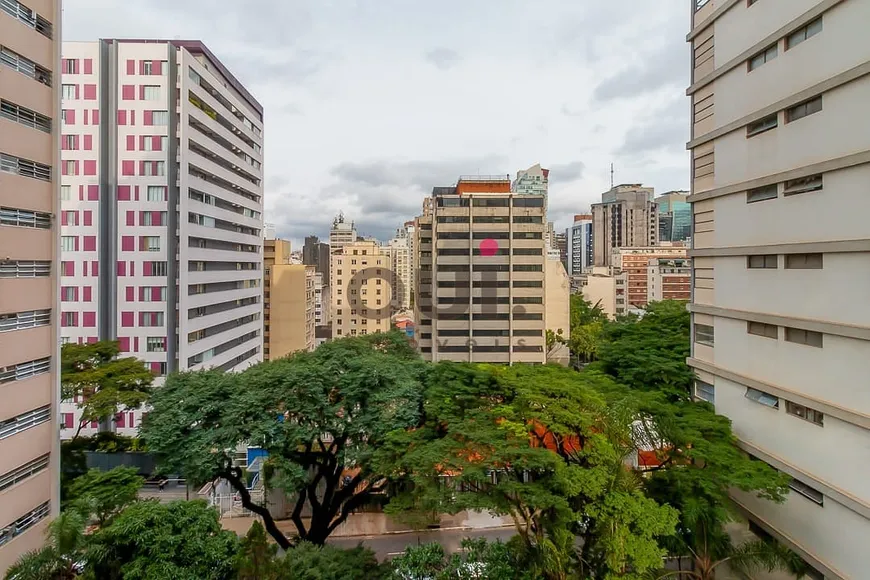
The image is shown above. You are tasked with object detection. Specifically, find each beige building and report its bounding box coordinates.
[415,176,551,364]
[329,212,357,255]
[591,184,658,267]
[0,0,62,573]
[386,231,412,310]
[544,256,570,365]
[687,1,869,578]
[264,239,315,358]
[580,267,617,318]
[330,240,392,338]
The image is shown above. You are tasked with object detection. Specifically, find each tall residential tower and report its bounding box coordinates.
[687,1,869,577]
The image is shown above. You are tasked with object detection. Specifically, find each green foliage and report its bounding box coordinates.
[390,538,519,580]
[61,341,154,438]
[277,542,387,580]
[568,295,608,364]
[66,467,143,525]
[594,300,693,399]
[60,433,147,502]
[85,499,239,580]
[141,331,426,548]
[3,510,88,580]
[234,521,280,580]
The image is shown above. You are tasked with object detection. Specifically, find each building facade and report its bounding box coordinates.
[330,240,392,338]
[655,190,691,242]
[266,264,315,358]
[302,235,329,285]
[329,212,357,254]
[58,39,264,437]
[645,258,691,304]
[591,184,658,267]
[512,163,549,195]
[687,1,869,577]
[263,238,290,360]
[611,245,689,313]
[387,229,412,310]
[415,176,549,364]
[0,0,62,572]
[566,214,593,276]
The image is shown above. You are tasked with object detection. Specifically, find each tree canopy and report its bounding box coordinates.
[141,331,426,549]
[66,467,143,526]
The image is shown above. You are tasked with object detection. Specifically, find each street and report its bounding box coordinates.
[328,526,517,560]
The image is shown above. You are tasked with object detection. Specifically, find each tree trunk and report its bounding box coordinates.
[221,468,290,550]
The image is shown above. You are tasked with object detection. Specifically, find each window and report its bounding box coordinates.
[147,261,168,276]
[789,477,824,505]
[0,454,50,492]
[785,401,824,426]
[151,111,169,125]
[746,184,777,203]
[141,211,166,226]
[746,114,777,136]
[694,324,714,346]
[60,185,71,200]
[143,136,168,152]
[140,312,165,327]
[783,174,822,196]
[748,44,777,71]
[0,153,51,181]
[0,46,52,86]
[0,357,50,384]
[695,380,715,404]
[785,253,823,269]
[142,236,161,251]
[61,84,76,99]
[0,207,51,229]
[745,387,779,408]
[146,337,166,352]
[60,236,76,252]
[786,96,822,123]
[142,161,165,176]
[747,255,777,269]
[0,100,51,133]
[787,17,822,50]
[784,327,823,348]
[142,85,160,100]
[0,501,52,548]
[0,260,50,278]
[0,406,51,441]
[61,312,75,327]
[748,321,778,339]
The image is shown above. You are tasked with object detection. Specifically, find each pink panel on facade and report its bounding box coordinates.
[143,261,152,276]
[90,421,98,428]
[87,337,98,344]
[83,112,88,126]
[63,413,74,429]
[73,312,79,326]
[126,286,135,302]
[128,413,135,428]
[152,136,162,151]
[126,211,135,226]
[63,261,74,276]
[139,135,145,150]
[83,312,96,327]
[126,135,135,151]
[78,184,84,201]
[61,212,68,226]
[74,84,79,99]
[150,362,162,374]
[130,262,135,276]
[116,413,126,428]
[143,110,153,126]
[83,134,93,150]
[64,109,75,124]
[121,84,135,100]
[87,185,99,201]
[118,185,131,201]
[121,160,134,176]
[138,161,145,176]
[139,85,145,100]
[83,210,92,226]
[84,58,93,74]
[152,287,162,301]
[121,236,134,251]
[134,186,140,201]
[154,60,163,75]
[118,337,130,352]
[82,261,88,276]
[84,84,97,100]
[121,312,134,327]
[84,160,97,175]
[117,110,127,125]
[92,109,99,125]
[134,337,139,352]
[130,110,135,125]
[126,59,135,75]
[83,287,92,302]
[83,236,96,251]
[117,261,126,276]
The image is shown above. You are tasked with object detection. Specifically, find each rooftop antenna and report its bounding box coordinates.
[610,163,614,189]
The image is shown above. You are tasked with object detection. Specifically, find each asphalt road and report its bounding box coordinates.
[328,526,517,560]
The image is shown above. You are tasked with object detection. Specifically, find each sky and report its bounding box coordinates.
[64,0,691,247]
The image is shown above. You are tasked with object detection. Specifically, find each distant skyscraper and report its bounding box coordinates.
[566,214,593,276]
[655,191,690,242]
[329,213,357,254]
[591,184,658,267]
[512,163,549,195]
[302,235,330,285]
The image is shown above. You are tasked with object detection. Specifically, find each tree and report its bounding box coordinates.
[141,332,426,549]
[379,363,678,580]
[3,510,87,580]
[277,542,386,579]
[66,466,143,526]
[390,538,519,580]
[234,521,280,580]
[567,295,608,365]
[85,499,239,580]
[61,341,154,439]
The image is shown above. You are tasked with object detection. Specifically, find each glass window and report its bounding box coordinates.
[748,44,777,71]
[786,18,822,50]
[784,327,823,348]
[745,387,779,408]
[747,255,777,269]
[746,184,778,203]
[785,253,823,269]
[694,323,714,346]
[786,96,822,123]
[748,321,778,339]
[142,85,160,100]
[785,401,824,426]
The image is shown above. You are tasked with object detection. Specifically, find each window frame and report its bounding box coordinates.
[746,184,778,203]
[785,401,824,426]
[786,96,822,123]
[784,327,823,348]
[746,114,778,137]
[784,253,823,270]
[694,323,715,346]
[747,321,778,339]
[745,387,779,408]
[748,44,777,71]
[747,254,778,269]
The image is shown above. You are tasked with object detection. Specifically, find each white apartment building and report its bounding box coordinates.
[59,39,264,437]
[387,229,412,310]
[329,212,357,254]
[566,214,593,276]
[687,2,870,578]
[511,163,549,195]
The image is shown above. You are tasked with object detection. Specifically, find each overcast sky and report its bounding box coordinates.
[64,0,690,246]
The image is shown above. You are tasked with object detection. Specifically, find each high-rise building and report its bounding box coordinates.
[512,163,549,195]
[554,232,568,273]
[611,245,689,314]
[655,191,691,242]
[330,240,392,339]
[265,263,316,358]
[687,1,869,577]
[58,39,264,436]
[387,230,412,310]
[415,176,551,364]
[302,235,329,285]
[566,214,593,276]
[329,212,357,254]
[591,184,657,267]
[0,0,62,572]
[263,238,290,360]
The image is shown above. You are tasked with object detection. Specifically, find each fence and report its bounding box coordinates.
[210,491,265,518]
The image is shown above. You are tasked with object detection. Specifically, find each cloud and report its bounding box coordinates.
[549,161,585,183]
[617,96,689,157]
[424,48,461,70]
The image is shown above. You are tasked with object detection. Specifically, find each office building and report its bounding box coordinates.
[415,175,551,364]
[566,214,593,276]
[265,263,316,359]
[58,39,264,436]
[263,238,290,360]
[512,163,549,195]
[687,1,869,577]
[330,240,392,338]
[313,271,328,327]
[645,257,691,303]
[591,184,658,266]
[302,235,329,285]
[611,245,688,313]
[0,0,61,572]
[329,212,357,254]
[655,190,691,242]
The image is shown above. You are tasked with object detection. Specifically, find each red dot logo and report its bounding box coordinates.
[479,239,499,257]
